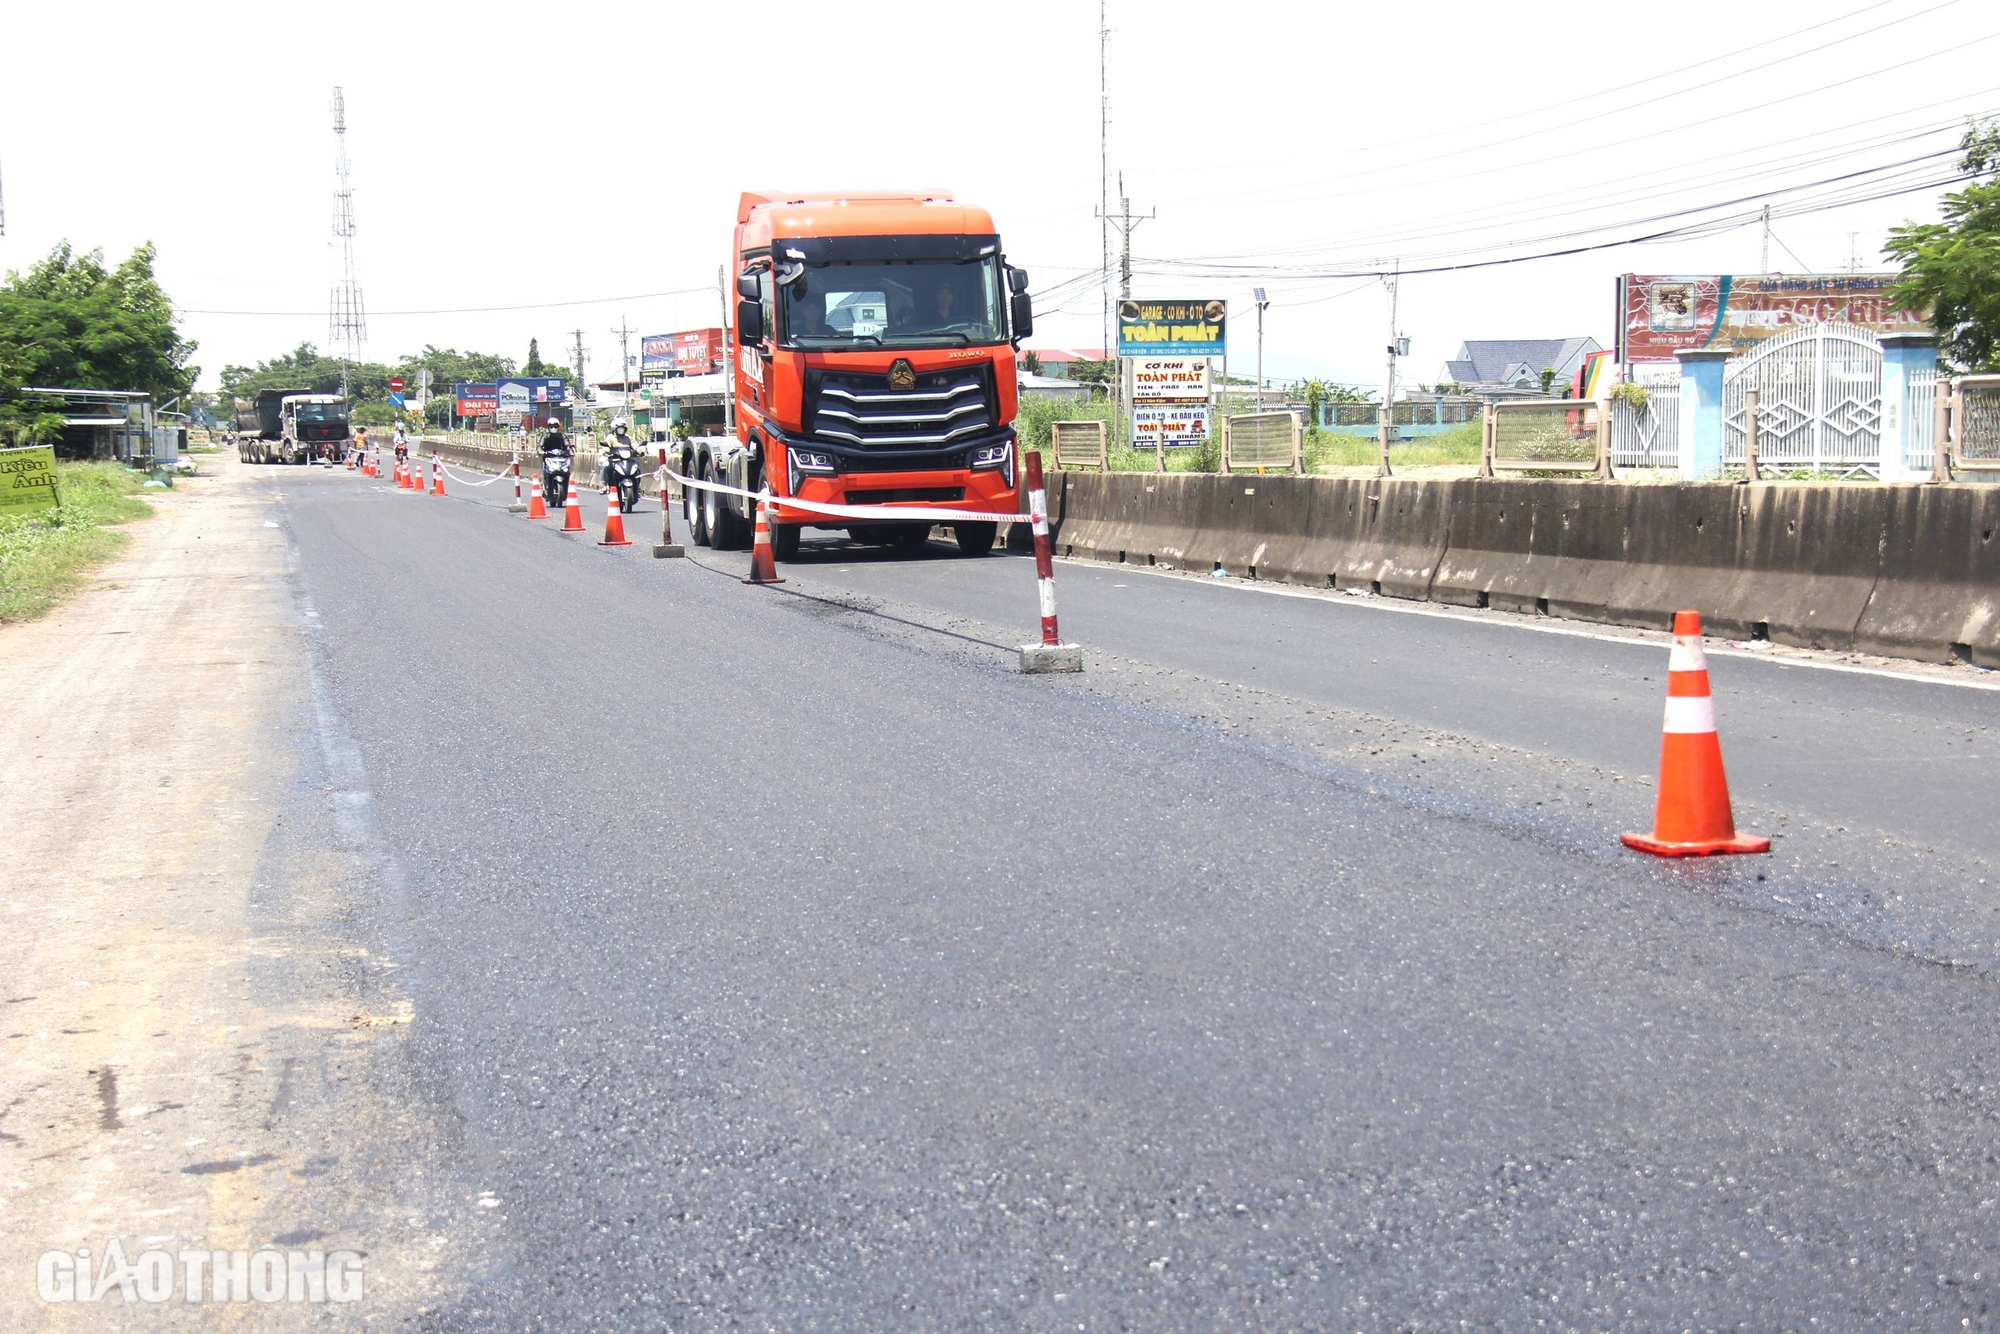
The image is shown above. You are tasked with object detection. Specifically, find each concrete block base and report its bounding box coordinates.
[508,502,528,512]
[1019,643,1083,674]
[652,543,686,559]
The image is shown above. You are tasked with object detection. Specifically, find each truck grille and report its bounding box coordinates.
[844,487,965,505]
[805,365,995,450]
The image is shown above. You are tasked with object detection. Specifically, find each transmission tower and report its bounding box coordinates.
[328,87,367,400]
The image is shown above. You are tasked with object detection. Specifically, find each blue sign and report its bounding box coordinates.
[389,392,406,408]
[497,376,569,405]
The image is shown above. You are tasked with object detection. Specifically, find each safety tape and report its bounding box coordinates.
[665,469,1025,527]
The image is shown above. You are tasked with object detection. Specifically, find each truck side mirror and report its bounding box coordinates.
[736,272,760,299]
[1010,292,1033,340]
[737,299,764,345]
[1008,266,1030,295]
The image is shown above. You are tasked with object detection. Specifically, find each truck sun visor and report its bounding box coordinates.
[788,234,1001,264]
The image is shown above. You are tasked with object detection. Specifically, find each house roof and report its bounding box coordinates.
[1027,348,1108,363]
[1446,338,1601,385]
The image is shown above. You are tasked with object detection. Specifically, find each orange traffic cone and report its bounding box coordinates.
[742,496,785,585]
[1622,610,1770,857]
[430,454,446,496]
[600,485,632,546]
[398,459,412,489]
[526,473,548,519]
[560,481,585,533]
[346,449,356,470]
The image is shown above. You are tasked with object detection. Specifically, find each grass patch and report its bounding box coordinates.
[1305,422,1483,470]
[0,462,154,622]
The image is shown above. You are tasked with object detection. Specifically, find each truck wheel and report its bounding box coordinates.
[684,472,707,546]
[889,523,932,550]
[954,522,997,556]
[700,464,725,547]
[709,466,747,549]
[771,523,801,562]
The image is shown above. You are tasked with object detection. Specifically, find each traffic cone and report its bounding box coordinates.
[1622,610,1770,857]
[560,481,585,532]
[346,449,356,470]
[600,485,632,546]
[398,459,412,489]
[742,496,785,585]
[526,473,548,519]
[431,454,446,496]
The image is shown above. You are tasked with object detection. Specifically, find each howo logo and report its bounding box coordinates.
[887,360,917,390]
[947,350,983,360]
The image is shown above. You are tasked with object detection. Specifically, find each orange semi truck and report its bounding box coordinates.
[678,190,1033,560]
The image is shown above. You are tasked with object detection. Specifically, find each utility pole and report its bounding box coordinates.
[1760,204,1771,273]
[1099,0,1112,372]
[1379,260,1401,479]
[568,329,587,431]
[1254,288,1269,416]
[1098,177,1153,449]
[613,318,635,422]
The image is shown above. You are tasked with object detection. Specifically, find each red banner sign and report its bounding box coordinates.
[1618,273,1928,361]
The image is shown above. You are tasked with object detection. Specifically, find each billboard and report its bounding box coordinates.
[1117,299,1226,358]
[455,383,498,417]
[1131,358,1210,402]
[675,328,724,376]
[1618,273,1928,361]
[496,376,569,408]
[1132,405,1211,447]
[641,335,676,371]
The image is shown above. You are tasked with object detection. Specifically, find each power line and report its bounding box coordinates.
[182,285,715,318]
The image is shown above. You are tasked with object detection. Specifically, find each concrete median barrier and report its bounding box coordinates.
[1855,484,2000,666]
[1048,469,2000,666]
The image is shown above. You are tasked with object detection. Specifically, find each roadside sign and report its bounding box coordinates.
[1118,299,1227,358]
[389,392,406,408]
[1133,405,1210,447]
[1131,358,1210,402]
[0,445,60,517]
[389,375,406,393]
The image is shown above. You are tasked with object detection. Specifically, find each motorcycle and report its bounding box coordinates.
[542,449,573,507]
[602,440,643,513]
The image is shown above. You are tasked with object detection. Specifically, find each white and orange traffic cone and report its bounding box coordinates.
[600,485,632,546]
[430,452,446,496]
[1622,610,1770,857]
[526,472,548,519]
[742,496,785,585]
[560,480,585,532]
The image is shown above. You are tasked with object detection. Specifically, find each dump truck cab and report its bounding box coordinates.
[681,190,1032,558]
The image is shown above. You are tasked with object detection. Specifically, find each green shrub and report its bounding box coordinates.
[0,462,153,621]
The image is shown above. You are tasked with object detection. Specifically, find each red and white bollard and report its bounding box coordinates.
[1018,451,1080,673]
[509,454,526,512]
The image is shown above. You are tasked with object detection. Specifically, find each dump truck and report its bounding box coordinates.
[232,389,351,463]
[679,189,1033,559]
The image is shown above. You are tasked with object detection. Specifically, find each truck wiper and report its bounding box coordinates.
[794,333,882,347]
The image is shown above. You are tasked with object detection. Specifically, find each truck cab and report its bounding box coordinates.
[681,190,1032,560]
[279,395,351,463]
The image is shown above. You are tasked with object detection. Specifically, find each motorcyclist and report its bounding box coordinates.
[601,417,643,511]
[539,415,573,505]
[540,415,569,459]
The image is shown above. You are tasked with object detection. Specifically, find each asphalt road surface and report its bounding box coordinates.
[256,462,2000,1329]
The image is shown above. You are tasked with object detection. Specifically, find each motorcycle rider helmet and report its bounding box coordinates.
[547,416,560,427]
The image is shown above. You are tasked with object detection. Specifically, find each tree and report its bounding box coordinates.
[1888,119,2000,371]
[1021,350,1043,375]
[0,241,198,443]
[525,338,544,376]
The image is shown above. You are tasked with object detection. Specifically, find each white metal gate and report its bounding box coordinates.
[1723,321,1882,475]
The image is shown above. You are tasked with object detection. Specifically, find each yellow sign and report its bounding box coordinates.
[0,446,59,518]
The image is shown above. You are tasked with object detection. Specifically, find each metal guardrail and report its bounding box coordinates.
[1481,399,1611,479]
[1223,411,1301,474]
[1051,420,1109,471]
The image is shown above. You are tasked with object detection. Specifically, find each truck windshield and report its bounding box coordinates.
[294,404,346,423]
[781,257,1005,349]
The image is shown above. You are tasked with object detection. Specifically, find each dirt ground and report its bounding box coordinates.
[0,454,468,1329]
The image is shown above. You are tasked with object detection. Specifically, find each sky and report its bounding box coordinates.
[2,0,1993,394]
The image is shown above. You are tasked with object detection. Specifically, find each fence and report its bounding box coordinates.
[1908,368,1939,476]
[1051,420,1109,471]
[1938,375,2000,478]
[1482,399,1610,478]
[1223,412,1302,473]
[1609,380,1680,471]
[1323,397,1483,433]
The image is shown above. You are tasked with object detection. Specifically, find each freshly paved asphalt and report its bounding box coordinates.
[268,464,2000,1329]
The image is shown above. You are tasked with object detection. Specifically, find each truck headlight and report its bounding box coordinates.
[970,441,1014,486]
[791,449,835,473]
